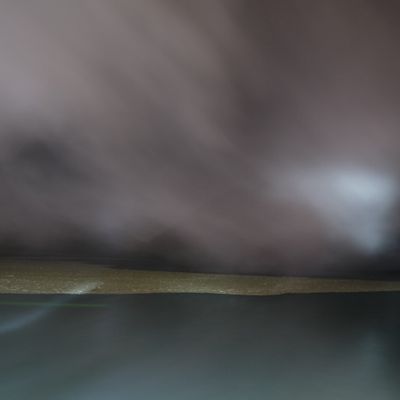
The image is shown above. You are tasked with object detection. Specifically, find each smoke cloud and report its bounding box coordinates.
[0,1,399,273]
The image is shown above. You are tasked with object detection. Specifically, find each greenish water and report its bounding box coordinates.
[1,293,400,399]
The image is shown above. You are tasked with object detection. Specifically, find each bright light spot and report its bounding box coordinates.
[279,166,398,253]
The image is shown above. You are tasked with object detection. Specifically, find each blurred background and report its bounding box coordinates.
[1,2,400,399]
[1,1,400,274]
